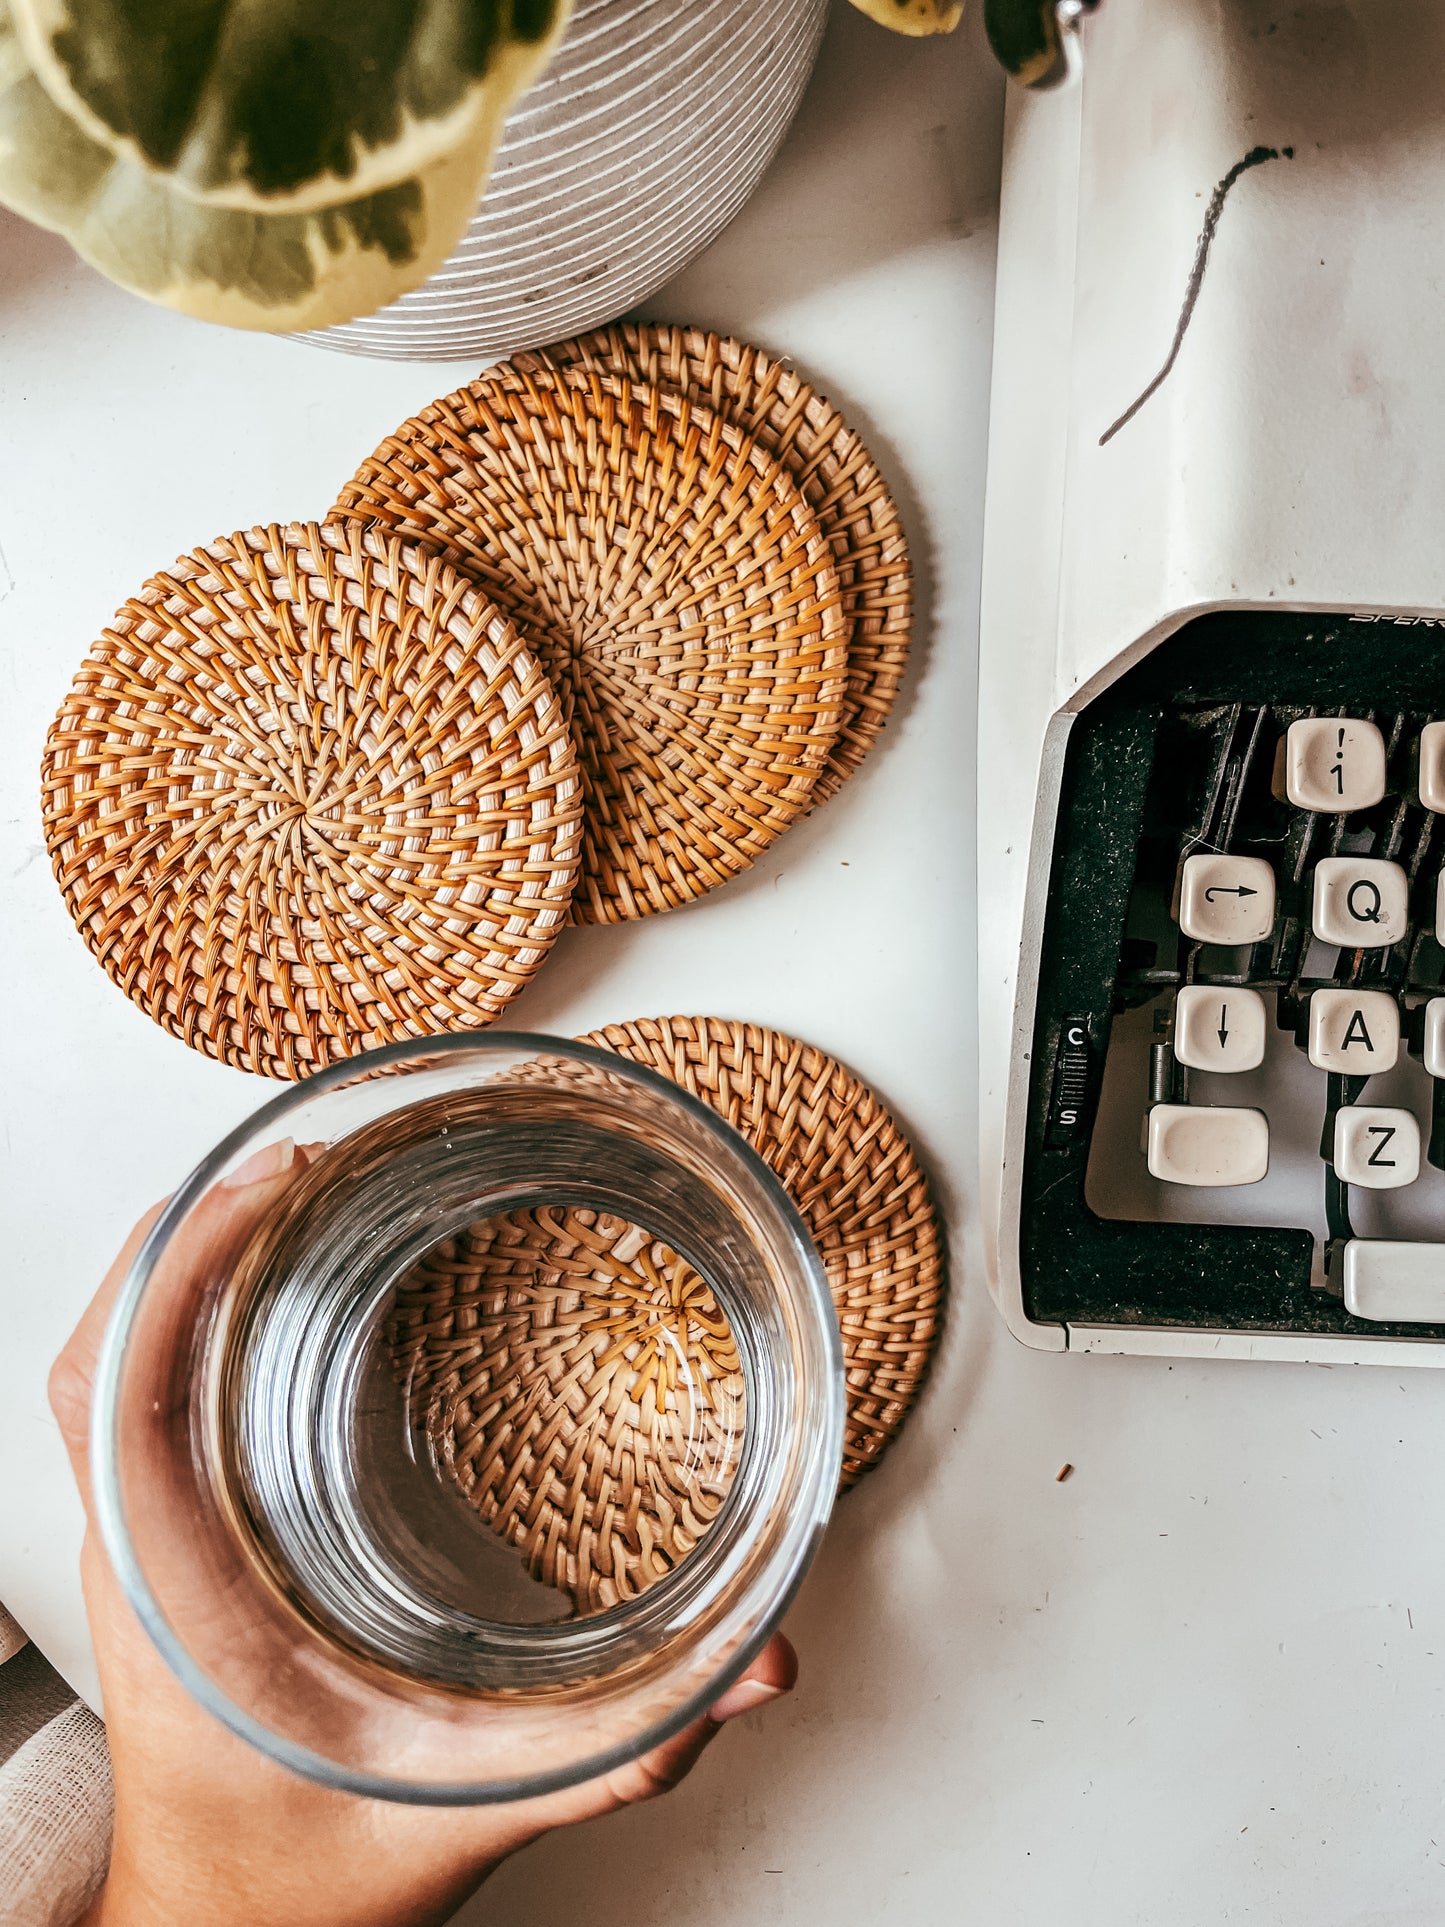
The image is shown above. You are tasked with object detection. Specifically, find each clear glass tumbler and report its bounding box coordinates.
[91,1034,843,1803]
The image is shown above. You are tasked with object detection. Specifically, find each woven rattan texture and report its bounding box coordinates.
[41,522,582,1079]
[522,323,912,807]
[333,366,847,923]
[395,1017,942,1602]
[584,1017,943,1487]
[392,1209,744,1616]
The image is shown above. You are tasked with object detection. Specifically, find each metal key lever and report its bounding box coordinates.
[1148,1004,1185,1108]
[1149,1040,1178,1108]
[1321,1070,1367,1279]
[1319,1071,1369,1167]
[1430,1081,1445,1172]
[1415,998,1445,1169]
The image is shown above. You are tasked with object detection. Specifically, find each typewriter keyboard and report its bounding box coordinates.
[1020,613,1445,1342]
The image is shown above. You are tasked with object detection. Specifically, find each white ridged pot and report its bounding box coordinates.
[310,0,828,362]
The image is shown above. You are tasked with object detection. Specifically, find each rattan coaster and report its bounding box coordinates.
[41,522,582,1079]
[391,1018,943,1610]
[521,324,913,809]
[392,1207,745,1616]
[333,366,847,923]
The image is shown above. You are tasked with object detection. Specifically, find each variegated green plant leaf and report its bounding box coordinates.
[11,0,567,213]
[0,2,496,329]
[848,0,963,34]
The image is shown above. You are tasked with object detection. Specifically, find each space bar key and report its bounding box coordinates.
[1343,1241,1445,1324]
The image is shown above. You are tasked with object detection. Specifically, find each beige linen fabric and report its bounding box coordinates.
[0,1699,113,1926]
[0,1604,113,1927]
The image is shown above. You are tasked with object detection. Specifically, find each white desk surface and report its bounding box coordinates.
[4,8,1445,1925]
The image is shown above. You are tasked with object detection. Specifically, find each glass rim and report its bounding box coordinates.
[90,1029,845,1804]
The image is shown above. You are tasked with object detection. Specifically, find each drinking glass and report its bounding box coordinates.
[92,1033,843,1802]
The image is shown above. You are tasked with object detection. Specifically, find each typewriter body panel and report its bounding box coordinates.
[978,0,1445,1360]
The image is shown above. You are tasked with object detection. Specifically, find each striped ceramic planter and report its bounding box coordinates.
[310,0,829,362]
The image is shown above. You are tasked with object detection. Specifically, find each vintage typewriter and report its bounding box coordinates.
[977,0,1445,1360]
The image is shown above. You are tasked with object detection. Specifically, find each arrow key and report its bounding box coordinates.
[1174,985,1268,1073]
[1178,854,1276,945]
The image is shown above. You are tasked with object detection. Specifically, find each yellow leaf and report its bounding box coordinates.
[848,0,963,35]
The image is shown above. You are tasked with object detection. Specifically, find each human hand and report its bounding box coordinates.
[50,1143,798,1927]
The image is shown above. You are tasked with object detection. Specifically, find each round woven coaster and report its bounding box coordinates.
[333,366,847,923]
[391,1018,943,1608]
[392,1207,745,1616]
[41,522,583,1079]
[521,324,913,808]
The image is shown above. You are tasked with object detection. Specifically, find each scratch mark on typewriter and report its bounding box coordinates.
[1099,144,1294,448]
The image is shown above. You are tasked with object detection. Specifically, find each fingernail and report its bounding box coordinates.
[708,1678,787,1725]
[221,1138,295,1190]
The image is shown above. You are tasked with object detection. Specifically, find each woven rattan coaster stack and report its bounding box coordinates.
[41,522,582,1078]
[333,325,912,922]
[334,367,848,923]
[391,1016,944,1613]
[520,324,913,809]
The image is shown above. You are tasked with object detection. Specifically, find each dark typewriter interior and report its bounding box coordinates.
[1022,611,1445,1337]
